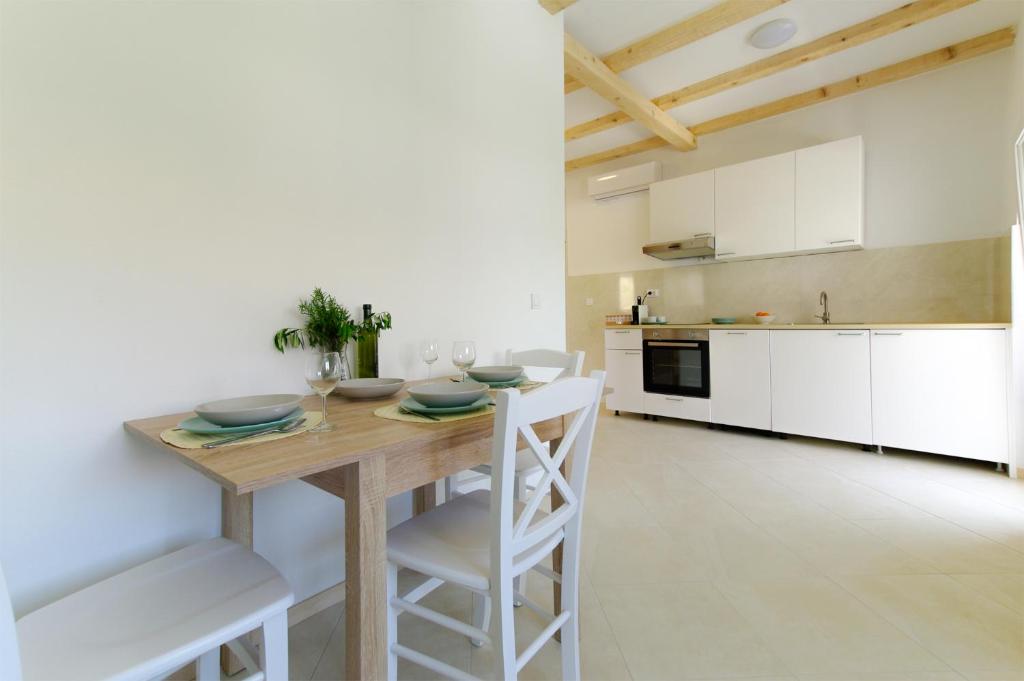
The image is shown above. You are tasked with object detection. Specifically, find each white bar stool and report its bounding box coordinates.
[1,537,293,681]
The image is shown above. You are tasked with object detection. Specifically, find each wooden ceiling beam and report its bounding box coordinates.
[564,0,786,94]
[566,0,979,141]
[564,32,697,151]
[564,26,1015,172]
[539,0,576,15]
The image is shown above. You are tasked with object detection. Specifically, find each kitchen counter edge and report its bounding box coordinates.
[605,322,1011,330]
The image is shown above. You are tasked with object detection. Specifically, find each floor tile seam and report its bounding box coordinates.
[309,601,345,680]
[821,573,977,677]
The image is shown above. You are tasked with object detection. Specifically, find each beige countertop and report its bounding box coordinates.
[605,322,1011,330]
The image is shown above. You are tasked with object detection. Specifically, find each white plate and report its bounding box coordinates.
[194,394,304,427]
[407,381,489,408]
[333,378,405,399]
[466,365,524,382]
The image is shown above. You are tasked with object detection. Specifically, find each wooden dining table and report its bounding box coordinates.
[124,381,567,680]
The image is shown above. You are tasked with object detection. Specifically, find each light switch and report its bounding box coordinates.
[530,293,541,309]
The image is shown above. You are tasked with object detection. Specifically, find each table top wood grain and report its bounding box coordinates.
[124,381,563,496]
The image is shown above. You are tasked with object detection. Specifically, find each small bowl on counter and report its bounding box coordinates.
[754,313,777,324]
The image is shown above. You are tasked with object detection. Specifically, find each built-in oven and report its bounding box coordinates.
[642,328,710,398]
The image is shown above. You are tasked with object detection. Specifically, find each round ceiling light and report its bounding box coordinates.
[749,18,798,49]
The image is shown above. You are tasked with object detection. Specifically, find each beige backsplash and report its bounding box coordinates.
[567,235,1010,372]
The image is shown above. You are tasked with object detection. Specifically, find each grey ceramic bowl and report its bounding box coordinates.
[195,394,304,427]
[333,378,405,399]
[466,365,524,383]
[406,381,489,408]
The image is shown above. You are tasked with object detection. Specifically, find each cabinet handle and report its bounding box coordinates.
[828,239,855,245]
[726,331,747,335]
[614,330,632,334]
[837,332,865,336]
[624,351,642,355]
[874,331,903,336]
[666,397,684,402]
[649,341,699,348]
[692,232,712,238]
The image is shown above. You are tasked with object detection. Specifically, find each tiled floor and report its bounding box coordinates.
[287,412,1024,680]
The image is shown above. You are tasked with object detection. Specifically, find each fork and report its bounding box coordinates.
[202,418,307,449]
[399,406,440,421]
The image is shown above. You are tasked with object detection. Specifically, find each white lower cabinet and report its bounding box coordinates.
[604,348,644,414]
[871,330,1008,463]
[710,330,771,429]
[643,393,710,422]
[770,330,873,444]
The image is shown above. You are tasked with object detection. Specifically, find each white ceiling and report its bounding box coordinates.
[563,0,1023,160]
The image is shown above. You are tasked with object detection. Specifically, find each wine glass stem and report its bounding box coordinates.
[427,364,431,379]
[321,394,327,425]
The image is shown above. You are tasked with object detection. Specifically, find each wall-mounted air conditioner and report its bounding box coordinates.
[587,161,661,200]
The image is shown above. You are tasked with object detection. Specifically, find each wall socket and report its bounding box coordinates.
[646,288,660,298]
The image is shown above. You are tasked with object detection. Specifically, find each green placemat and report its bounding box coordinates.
[161,412,323,449]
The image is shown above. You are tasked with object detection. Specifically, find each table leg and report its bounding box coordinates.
[343,456,388,681]
[412,482,437,516]
[548,436,564,643]
[221,489,254,674]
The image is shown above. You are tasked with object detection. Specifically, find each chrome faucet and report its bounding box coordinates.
[816,290,831,324]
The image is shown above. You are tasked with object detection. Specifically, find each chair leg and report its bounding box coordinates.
[470,592,491,647]
[259,611,289,681]
[196,649,219,681]
[492,582,517,681]
[387,562,399,681]
[560,546,581,680]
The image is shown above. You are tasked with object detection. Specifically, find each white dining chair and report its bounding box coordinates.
[1,537,293,681]
[444,348,585,602]
[386,370,605,681]
[445,349,585,501]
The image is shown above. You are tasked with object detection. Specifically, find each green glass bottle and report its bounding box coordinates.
[355,303,379,378]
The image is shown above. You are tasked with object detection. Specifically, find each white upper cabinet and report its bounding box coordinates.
[715,151,795,260]
[871,330,1008,463]
[795,136,864,252]
[770,330,873,444]
[648,169,715,243]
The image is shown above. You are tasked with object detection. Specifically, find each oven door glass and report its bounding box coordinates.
[643,341,709,397]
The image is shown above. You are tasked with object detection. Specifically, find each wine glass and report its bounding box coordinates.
[452,341,476,382]
[305,351,343,432]
[421,340,439,379]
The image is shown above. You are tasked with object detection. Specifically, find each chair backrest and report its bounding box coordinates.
[505,348,584,382]
[0,564,22,680]
[488,371,605,579]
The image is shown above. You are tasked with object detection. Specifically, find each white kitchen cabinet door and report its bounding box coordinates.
[605,349,644,414]
[795,136,863,252]
[770,330,872,444]
[649,170,715,243]
[710,330,771,430]
[715,151,795,260]
[871,330,1008,463]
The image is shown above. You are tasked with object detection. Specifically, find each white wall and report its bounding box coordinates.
[0,0,565,615]
[568,47,1022,277]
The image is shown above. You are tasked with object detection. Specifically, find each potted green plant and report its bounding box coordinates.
[273,287,392,380]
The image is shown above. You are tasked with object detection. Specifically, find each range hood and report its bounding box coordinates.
[642,235,716,260]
